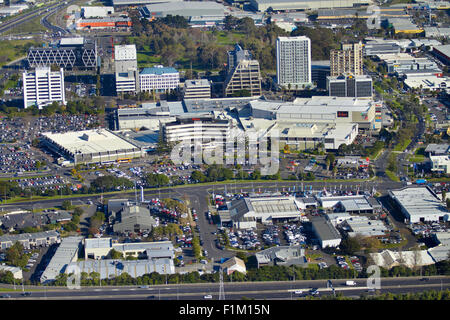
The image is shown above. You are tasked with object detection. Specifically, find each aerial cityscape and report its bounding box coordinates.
[0,0,449,307]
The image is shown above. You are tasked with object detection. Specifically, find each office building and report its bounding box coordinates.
[22,67,66,109]
[27,37,97,70]
[224,44,262,97]
[311,61,330,89]
[183,79,211,99]
[0,231,59,250]
[327,74,373,98]
[139,66,180,92]
[115,45,139,94]
[330,42,363,76]
[276,36,312,88]
[388,187,449,223]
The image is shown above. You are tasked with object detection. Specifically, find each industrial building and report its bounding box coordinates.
[388,187,449,223]
[388,18,423,34]
[376,53,439,74]
[220,196,303,229]
[27,37,97,70]
[76,16,132,30]
[84,238,175,260]
[140,1,225,18]
[255,246,306,268]
[115,45,139,94]
[330,42,363,77]
[112,205,157,234]
[162,115,231,149]
[250,0,372,12]
[327,74,373,98]
[81,6,114,18]
[0,265,23,279]
[310,216,342,248]
[246,96,381,131]
[363,41,402,56]
[341,216,388,237]
[41,129,144,165]
[67,258,175,278]
[403,75,450,92]
[276,36,312,88]
[224,44,262,97]
[112,0,183,6]
[0,231,60,250]
[424,27,450,39]
[183,79,211,99]
[22,67,66,109]
[317,194,380,214]
[139,66,180,92]
[40,236,83,284]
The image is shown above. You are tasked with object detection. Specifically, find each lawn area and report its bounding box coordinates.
[393,139,412,152]
[210,31,246,46]
[3,16,48,35]
[385,169,400,182]
[137,52,162,68]
[0,39,39,68]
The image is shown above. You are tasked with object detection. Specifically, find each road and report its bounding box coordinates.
[1,276,448,300]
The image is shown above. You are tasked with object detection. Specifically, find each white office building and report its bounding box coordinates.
[22,67,66,109]
[276,36,312,89]
[115,45,139,94]
[139,66,180,92]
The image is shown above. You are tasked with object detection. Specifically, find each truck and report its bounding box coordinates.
[345,281,356,286]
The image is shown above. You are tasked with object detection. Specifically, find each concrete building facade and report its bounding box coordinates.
[23,67,66,109]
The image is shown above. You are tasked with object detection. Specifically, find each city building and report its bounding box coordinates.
[220,196,303,229]
[310,216,342,248]
[224,44,262,97]
[250,0,372,12]
[388,187,449,223]
[112,205,157,234]
[115,45,139,94]
[183,79,211,99]
[139,66,180,92]
[221,257,247,275]
[41,129,144,165]
[22,67,66,109]
[433,44,450,66]
[327,74,373,98]
[84,238,175,260]
[0,265,23,279]
[276,36,312,89]
[330,42,363,76]
[27,37,97,70]
[162,115,231,149]
[430,155,450,174]
[311,60,330,89]
[40,236,83,284]
[255,246,306,268]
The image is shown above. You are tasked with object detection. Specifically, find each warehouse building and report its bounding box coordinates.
[388,187,449,223]
[84,238,175,260]
[112,0,182,7]
[0,231,60,250]
[250,0,372,12]
[424,27,450,39]
[220,196,303,229]
[81,6,114,18]
[388,18,423,34]
[342,216,388,237]
[22,67,66,109]
[67,258,175,278]
[40,236,83,284]
[112,205,157,234]
[255,246,306,268]
[76,16,132,30]
[327,74,373,98]
[41,129,144,165]
[141,1,225,18]
[310,216,342,248]
[376,53,439,74]
[403,75,450,92]
[27,37,97,70]
[183,79,211,99]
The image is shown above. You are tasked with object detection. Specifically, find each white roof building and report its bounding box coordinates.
[0,265,23,279]
[114,45,137,61]
[388,187,449,224]
[221,257,247,275]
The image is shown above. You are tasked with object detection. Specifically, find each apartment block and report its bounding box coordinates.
[330,42,363,76]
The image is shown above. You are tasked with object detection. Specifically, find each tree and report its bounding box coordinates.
[108,249,123,259]
[61,200,73,211]
[340,236,362,255]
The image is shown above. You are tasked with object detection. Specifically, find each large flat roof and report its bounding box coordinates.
[311,216,342,241]
[389,187,448,218]
[42,129,140,156]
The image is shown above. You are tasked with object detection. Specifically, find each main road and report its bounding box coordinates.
[1,276,449,300]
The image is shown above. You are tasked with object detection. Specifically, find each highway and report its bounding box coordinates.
[1,276,449,300]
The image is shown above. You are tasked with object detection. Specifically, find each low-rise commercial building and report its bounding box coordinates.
[250,0,372,12]
[221,257,247,275]
[139,66,180,92]
[255,246,306,268]
[376,53,439,74]
[430,155,450,174]
[388,187,449,223]
[0,265,23,279]
[112,205,157,234]
[342,216,388,237]
[0,231,59,250]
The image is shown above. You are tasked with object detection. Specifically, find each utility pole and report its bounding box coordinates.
[219,269,225,300]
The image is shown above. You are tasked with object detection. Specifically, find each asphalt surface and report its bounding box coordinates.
[1,276,448,300]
